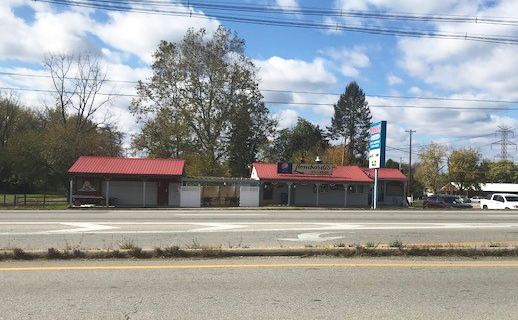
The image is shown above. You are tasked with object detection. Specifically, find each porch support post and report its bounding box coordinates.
[344,184,349,207]
[105,179,110,207]
[315,183,321,207]
[142,180,147,207]
[69,178,73,206]
[287,182,293,206]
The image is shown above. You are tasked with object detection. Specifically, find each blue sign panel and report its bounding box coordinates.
[368,121,387,169]
[277,162,293,174]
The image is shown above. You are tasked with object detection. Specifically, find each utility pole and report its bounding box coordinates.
[405,129,416,199]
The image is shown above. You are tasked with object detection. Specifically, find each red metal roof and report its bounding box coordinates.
[252,163,373,183]
[362,168,408,181]
[68,156,185,176]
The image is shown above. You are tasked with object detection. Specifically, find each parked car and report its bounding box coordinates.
[423,195,473,209]
[469,195,485,203]
[480,194,518,210]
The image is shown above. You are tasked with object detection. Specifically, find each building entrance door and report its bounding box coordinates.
[157,180,169,206]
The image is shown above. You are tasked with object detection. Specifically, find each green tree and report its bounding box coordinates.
[269,118,329,162]
[448,148,482,193]
[328,81,372,166]
[130,26,274,176]
[227,100,276,177]
[487,160,518,183]
[131,108,192,159]
[385,158,401,169]
[414,142,448,193]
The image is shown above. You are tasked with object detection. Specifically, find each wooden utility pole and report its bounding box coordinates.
[405,129,416,198]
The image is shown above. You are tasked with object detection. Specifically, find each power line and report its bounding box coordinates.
[34,0,518,27]
[33,0,518,45]
[3,86,518,111]
[4,71,518,105]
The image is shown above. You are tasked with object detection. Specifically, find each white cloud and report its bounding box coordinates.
[95,5,220,64]
[0,1,95,61]
[255,56,336,94]
[274,109,299,129]
[387,74,403,86]
[276,0,300,10]
[320,46,370,78]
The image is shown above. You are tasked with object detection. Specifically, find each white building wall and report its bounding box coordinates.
[103,181,157,206]
[168,182,181,207]
[180,186,201,207]
[240,186,260,207]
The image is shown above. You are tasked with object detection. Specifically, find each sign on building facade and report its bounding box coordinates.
[369,121,387,169]
[277,163,333,175]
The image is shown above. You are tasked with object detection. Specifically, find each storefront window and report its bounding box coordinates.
[348,185,364,194]
[386,181,404,197]
[263,182,273,200]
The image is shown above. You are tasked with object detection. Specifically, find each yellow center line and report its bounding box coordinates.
[2,263,518,271]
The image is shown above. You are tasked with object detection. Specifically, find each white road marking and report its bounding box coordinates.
[278,232,344,242]
[175,214,268,216]
[187,223,248,232]
[1,222,518,235]
[46,223,119,233]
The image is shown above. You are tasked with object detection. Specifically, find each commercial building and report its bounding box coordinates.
[68,156,185,207]
[251,163,407,207]
[68,157,407,208]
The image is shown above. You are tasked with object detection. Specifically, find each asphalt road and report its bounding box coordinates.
[1,209,518,249]
[1,257,518,319]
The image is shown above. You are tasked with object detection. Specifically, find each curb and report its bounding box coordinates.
[2,246,518,260]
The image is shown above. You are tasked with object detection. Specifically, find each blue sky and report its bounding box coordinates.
[2,0,518,162]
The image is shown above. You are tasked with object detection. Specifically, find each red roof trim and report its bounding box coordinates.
[362,168,408,181]
[252,163,373,183]
[68,156,185,176]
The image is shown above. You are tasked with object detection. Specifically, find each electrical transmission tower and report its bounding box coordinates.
[491,126,517,161]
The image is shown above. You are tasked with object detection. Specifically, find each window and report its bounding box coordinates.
[314,184,330,193]
[494,195,504,202]
[505,196,518,202]
[348,185,364,194]
[386,181,404,197]
[263,182,273,200]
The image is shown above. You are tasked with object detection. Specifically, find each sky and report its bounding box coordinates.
[1,0,518,163]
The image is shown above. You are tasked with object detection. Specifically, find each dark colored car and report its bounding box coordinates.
[423,195,473,209]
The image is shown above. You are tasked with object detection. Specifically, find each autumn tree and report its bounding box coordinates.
[448,148,482,193]
[42,52,122,188]
[415,142,448,193]
[486,160,518,183]
[130,26,275,176]
[328,81,372,166]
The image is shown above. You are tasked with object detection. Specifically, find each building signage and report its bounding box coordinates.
[369,121,387,169]
[276,163,333,175]
[277,162,292,174]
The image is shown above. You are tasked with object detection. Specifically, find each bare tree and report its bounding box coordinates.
[43,52,117,131]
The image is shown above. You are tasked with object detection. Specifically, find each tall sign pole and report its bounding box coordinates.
[405,129,416,200]
[369,121,387,209]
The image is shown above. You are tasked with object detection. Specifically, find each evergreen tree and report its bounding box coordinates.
[328,82,372,166]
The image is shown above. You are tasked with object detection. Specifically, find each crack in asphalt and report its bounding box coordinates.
[123,298,143,320]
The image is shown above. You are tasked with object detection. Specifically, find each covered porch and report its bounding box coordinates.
[258,181,370,207]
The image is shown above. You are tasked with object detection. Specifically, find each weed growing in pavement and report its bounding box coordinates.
[334,242,347,248]
[153,246,188,258]
[186,238,201,249]
[73,249,86,258]
[127,246,144,258]
[390,240,403,248]
[12,248,31,260]
[119,239,138,250]
[46,248,71,259]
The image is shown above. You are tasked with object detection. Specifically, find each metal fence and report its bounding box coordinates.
[1,194,68,206]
